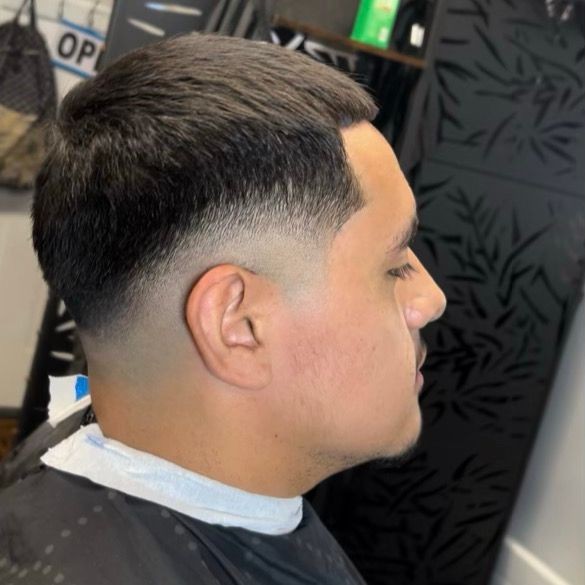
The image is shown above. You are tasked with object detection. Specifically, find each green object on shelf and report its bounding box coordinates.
[350,0,401,49]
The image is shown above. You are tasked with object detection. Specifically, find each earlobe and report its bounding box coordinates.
[184,265,271,389]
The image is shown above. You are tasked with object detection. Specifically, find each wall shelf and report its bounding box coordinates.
[272,15,427,69]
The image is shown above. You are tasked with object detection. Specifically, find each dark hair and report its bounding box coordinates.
[32,33,377,336]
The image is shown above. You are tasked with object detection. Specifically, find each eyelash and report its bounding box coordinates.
[387,263,416,280]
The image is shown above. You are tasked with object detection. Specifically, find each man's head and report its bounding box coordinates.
[32,34,446,495]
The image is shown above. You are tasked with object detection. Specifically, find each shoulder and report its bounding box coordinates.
[0,468,170,584]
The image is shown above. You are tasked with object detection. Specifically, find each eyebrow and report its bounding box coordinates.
[389,215,419,255]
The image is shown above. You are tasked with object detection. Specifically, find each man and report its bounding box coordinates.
[0,33,446,584]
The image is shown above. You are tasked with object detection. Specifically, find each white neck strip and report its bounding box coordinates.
[41,423,303,536]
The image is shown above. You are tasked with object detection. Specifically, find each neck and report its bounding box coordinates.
[88,373,323,499]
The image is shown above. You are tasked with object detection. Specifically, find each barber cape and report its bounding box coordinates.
[0,376,366,585]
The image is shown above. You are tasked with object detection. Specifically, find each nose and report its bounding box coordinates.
[403,251,447,330]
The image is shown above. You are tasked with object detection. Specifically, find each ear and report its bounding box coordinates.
[185,265,272,389]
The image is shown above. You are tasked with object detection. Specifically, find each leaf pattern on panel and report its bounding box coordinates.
[430,0,585,179]
[415,173,585,448]
[307,450,513,585]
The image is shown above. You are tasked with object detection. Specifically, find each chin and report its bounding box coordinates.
[330,404,423,472]
[369,426,422,470]
[378,408,423,464]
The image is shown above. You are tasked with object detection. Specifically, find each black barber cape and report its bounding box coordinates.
[0,410,367,585]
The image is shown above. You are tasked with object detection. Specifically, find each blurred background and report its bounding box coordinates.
[0,1,583,584]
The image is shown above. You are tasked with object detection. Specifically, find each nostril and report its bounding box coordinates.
[405,307,423,323]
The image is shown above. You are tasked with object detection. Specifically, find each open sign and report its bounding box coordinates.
[44,19,105,78]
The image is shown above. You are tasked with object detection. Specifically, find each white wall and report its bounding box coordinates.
[0,192,47,409]
[491,289,585,585]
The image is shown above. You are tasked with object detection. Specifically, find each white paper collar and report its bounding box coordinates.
[41,422,303,536]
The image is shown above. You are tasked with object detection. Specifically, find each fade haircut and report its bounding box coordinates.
[32,33,378,337]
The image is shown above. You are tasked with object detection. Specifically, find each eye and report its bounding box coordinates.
[387,262,416,280]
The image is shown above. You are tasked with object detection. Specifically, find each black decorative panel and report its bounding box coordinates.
[304,0,585,584]
[415,170,585,448]
[274,0,360,36]
[101,0,218,67]
[423,0,585,192]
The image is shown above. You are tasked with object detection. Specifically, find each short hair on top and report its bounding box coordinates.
[32,33,378,337]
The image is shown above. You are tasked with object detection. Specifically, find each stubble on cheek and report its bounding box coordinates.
[282,318,353,437]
